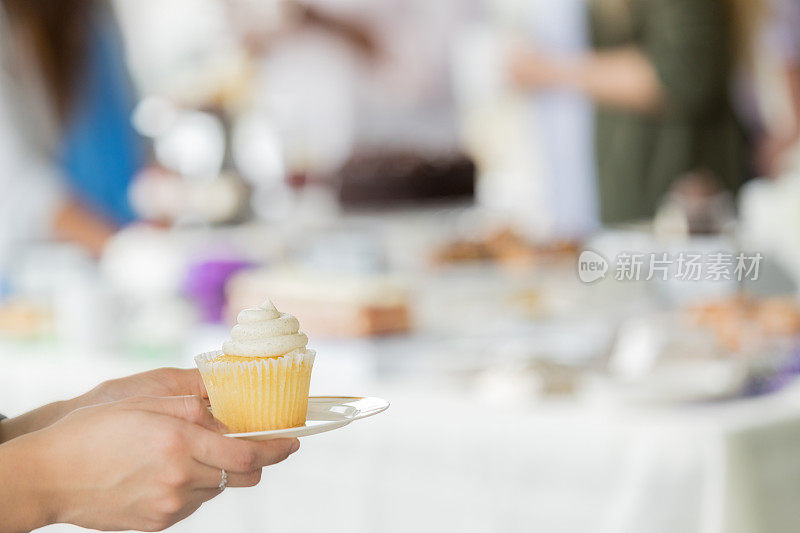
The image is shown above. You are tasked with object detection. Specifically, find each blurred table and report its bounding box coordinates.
[4,334,800,533]
[3,216,799,532]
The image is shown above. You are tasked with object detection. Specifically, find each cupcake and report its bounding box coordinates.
[195,300,315,433]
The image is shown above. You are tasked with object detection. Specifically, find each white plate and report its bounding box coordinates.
[226,396,390,440]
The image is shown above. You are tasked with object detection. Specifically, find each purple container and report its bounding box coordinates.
[184,260,253,323]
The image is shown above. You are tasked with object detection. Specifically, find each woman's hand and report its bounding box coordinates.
[0,368,208,443]
[0,395,299,532]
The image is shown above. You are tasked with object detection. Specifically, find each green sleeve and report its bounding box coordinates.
[641,0,730,118]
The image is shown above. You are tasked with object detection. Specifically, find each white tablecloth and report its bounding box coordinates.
[4,341,800,533]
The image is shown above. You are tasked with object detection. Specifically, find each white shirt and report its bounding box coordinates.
[0,11,65,271]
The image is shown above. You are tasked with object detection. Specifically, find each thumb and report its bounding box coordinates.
[122,395,226,433]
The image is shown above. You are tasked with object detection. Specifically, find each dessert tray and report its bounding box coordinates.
[226,396,390,440]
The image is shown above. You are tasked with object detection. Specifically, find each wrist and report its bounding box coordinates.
[0,397,82,443]
[0,433,60,530]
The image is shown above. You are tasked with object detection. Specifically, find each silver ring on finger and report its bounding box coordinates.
[218,469,228,491]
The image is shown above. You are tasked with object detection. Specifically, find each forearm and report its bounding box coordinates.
[0,434,57,532]
[301,5,378,59]
[53,199,115,258]
[1,368,210,444]
[783,64,800,139]
[0,397,85,444]
[562,47,664,113]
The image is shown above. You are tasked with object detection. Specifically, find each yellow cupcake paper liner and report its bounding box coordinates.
[195,349,315,433]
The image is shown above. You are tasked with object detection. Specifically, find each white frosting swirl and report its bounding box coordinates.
[222,300,308,357]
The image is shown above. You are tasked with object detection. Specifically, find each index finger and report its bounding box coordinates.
[186,425,300,473]
[122,395,223,433]
[156,368,209,398]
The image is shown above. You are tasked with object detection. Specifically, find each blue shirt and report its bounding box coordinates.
[59,10,144,225]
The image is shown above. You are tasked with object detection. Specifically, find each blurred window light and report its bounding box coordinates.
[260,37,356,174]
[113,0,234,96]
[154,110,225,180]
[100,227,186,298]
[131,96,178,138]
[232,112,285,187]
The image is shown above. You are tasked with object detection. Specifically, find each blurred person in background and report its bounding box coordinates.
[242,0,477,201]
[0,0,144,264]
[0,367,299,531]
[273,0,474,153]
[509,0,749,223]
[753,0,800,177]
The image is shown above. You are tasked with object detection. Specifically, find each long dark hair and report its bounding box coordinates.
[2,0,93,125]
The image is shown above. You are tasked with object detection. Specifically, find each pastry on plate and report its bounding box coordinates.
[195,300,315,433]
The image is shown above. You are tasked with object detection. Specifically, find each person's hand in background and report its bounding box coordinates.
[756,63,800,178]
[0,395,300,532]
[756,131,800,178]
[507,44,664,113]
[0,368,208,443]
[507,44,565,90]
